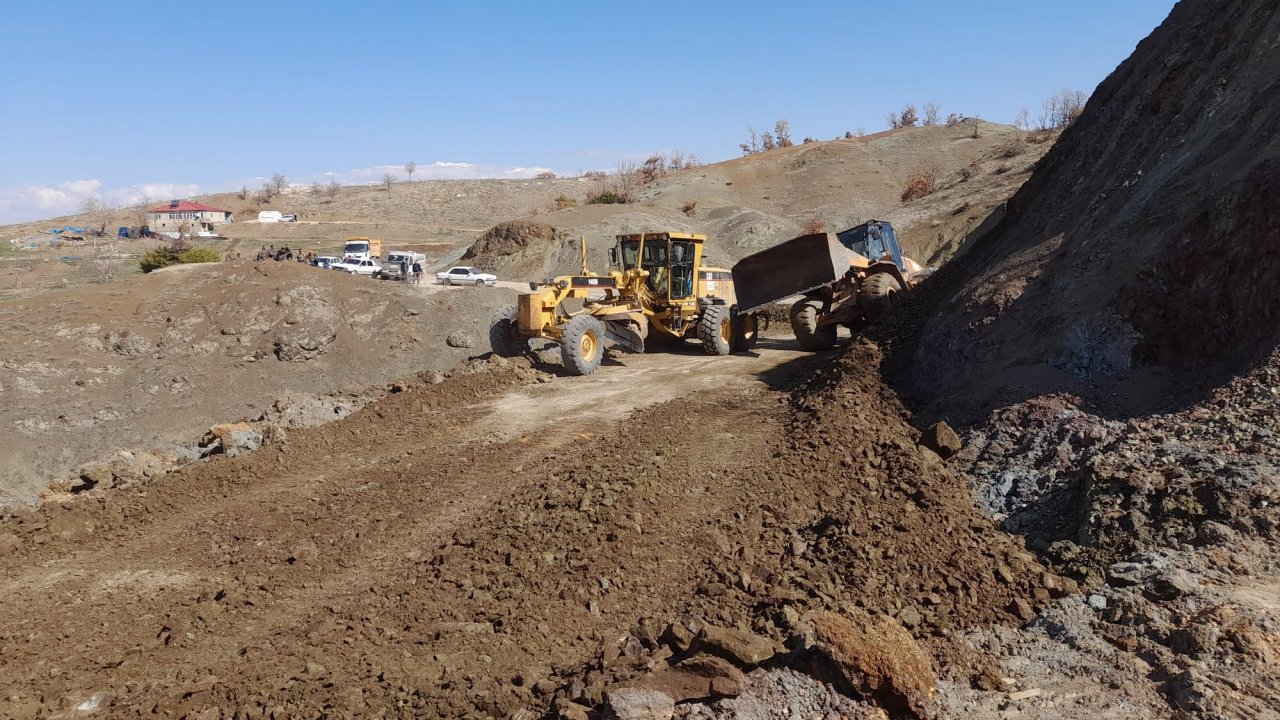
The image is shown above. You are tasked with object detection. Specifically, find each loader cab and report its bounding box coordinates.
[614,232,705,301]
[837,221,905,272]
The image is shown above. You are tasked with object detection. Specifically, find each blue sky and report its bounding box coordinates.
[0,0,1176,224]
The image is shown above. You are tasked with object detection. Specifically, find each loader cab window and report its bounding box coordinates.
[837,224,904,270]
[669,239,695,299]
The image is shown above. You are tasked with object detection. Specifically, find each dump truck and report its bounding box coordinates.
[731,220,929,350]
[342,237,382,260]
[489,232,760,375]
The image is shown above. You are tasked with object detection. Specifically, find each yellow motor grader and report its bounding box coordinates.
[489,232,760,375]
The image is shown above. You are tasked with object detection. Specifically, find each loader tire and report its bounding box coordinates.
[561,315,606,375]
[699,304,732,356]
[791,299,836,351]
[489,304,529,358]
[730,308,759,352]
[862,272,904,322]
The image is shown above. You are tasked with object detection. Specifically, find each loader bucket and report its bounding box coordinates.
[731,233,855,313]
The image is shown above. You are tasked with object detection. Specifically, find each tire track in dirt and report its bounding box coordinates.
[0,343,823,719]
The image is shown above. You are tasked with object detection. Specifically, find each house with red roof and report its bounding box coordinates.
[146,199,234,238]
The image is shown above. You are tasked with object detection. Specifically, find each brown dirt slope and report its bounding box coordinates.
[0,341,1059,719]
[904,0,1280,419]
[0,260,516,506]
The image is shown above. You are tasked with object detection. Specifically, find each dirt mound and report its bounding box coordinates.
[462,219,566,274]
[905,0,1280,417]
[0,259,517,505]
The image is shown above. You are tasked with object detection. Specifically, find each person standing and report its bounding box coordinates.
[411,260,422,286]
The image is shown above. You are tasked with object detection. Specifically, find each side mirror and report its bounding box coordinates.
[609,247,618,266]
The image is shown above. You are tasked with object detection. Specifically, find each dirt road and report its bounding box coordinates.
[0,339,823,719]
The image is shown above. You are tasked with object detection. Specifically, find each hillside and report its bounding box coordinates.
[463,122,1052,278]
[2,122,1053,302]
[903,0,1280,420]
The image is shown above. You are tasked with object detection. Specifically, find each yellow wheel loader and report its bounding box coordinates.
[489,232,761,375]
[731,221,931,350]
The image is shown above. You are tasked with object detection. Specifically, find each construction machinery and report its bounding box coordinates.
[489,232,760,375]
[731,220,929,350]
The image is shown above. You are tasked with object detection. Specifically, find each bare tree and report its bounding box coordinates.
[310,181,324,197]
[127,198,153,233]
[325,179,341,200]
[404,160,417,182]
[238,185,249,200]
[761,131,776,151]
[381,172,397,190]
[1014,108,1031,135]
[774,118,793,148]
[923,102,941,126]
[886,111,900,130]
[269,172,288,196]
[80,195,111,241]
[1039,88,1087,130]
[898,103,919,128]
[741,126,761,155]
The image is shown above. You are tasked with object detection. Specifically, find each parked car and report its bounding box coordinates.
[374,263,405,280]
[280,214,298,222]
[332,257,382,276]
[437,266,497,286]
[313,255,340,269]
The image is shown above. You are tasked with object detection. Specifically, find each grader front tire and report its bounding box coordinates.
[561,315,606,376]
[699,304,732,356]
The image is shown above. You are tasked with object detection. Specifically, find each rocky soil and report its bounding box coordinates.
[0,259,516,505]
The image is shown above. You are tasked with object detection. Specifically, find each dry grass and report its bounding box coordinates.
[801,216,827,234]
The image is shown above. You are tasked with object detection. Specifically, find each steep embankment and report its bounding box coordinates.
[905,0,1280,419]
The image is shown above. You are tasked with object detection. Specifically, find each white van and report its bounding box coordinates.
[257,210,282,223]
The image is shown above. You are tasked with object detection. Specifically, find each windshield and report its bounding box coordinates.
[619,238,640,269]
[344,242,369,253]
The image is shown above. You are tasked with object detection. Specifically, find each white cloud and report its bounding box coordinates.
[0,159,560,225]
[0,179,201,225]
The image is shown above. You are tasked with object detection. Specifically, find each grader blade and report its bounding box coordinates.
[604,319,645,353]
[731,233,854,313]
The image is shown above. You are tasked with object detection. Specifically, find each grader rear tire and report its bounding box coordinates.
[561,315,606,375]
[699,304,732,355]
[489,304,528,358]
[790,299,837,351]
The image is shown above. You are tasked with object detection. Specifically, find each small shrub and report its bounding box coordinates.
[960,165,976,182]
[999,139,1026,158]
[945,113,962,127]
[536,170,557,180]
[585,190,629,205]
[901,167,941,202]
[178,246,221,264]
[801,216,827,234]
[681,200,697,216]
[994,164,1011,175]
[554,195,578,210]
[583,170,607,181]
[139,247,175,273]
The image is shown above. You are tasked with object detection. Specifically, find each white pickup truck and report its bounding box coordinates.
[437,266,497,286]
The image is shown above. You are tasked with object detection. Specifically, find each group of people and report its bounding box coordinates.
[254,244,319,264]
[397,258,424,285]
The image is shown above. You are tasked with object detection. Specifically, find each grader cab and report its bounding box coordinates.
[489,232,760,375]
